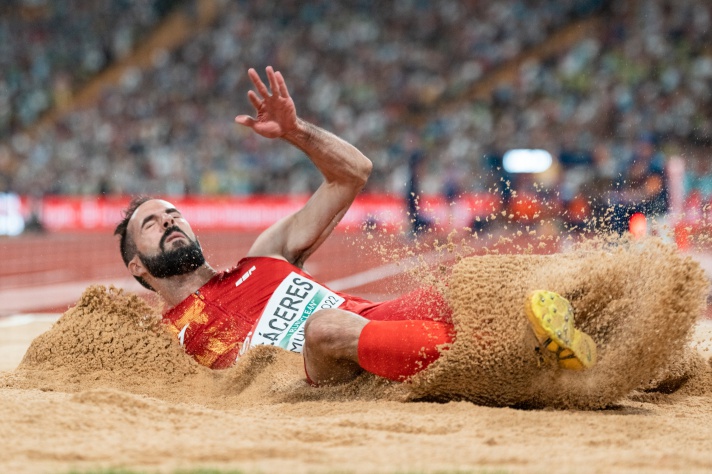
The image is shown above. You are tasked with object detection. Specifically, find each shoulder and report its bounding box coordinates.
[235,255,290,269]
[207,256,296,285]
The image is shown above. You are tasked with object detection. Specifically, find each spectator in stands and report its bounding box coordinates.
[584,143,619,228]
[609,134,668,234]
[687,158,712,201]
[3,0,608,197]
[626,135,668,215]
[403,134,432,235]
[0,0,170,140]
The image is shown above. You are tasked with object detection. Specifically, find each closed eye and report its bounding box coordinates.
[140,208,183,230]
[141,215,158,230]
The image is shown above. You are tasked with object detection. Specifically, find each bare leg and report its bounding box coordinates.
[303,309,368,385]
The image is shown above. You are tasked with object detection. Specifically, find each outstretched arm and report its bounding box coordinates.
[236,66,372,267]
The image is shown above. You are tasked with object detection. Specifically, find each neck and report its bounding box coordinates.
[151,264,217,307]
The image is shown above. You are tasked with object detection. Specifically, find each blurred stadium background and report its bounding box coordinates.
[1,0,712,316]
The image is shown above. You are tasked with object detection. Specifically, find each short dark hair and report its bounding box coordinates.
[114,196,154,291]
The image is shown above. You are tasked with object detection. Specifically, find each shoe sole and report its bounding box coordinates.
[525,290,597,370]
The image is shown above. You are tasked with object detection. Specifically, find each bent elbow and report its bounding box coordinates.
[356,156,373,187]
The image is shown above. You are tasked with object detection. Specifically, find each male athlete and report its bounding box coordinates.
[115,67,596,385]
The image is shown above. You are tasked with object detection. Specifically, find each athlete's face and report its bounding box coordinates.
[127,199,205,280]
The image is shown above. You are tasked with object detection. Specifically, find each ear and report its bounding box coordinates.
[128,255,147,279]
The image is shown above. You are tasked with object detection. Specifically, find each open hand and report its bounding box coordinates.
[235,66,297,139]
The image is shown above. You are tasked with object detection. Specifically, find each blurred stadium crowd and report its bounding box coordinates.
[1,0,711,228]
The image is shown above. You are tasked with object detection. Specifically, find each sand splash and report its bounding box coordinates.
[4,286,395,409]
[3,237,709,410]
[406,237,710,409]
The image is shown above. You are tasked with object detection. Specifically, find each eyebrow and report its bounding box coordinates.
[140,207,180,229]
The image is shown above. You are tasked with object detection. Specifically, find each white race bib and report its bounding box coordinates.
[242,272,344,354]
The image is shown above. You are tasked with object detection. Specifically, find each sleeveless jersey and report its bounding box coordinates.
[163,256,451,369]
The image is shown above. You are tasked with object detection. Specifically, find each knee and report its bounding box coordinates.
[303,310,367,385]
[304,309,366,361]
[304,310,345,357]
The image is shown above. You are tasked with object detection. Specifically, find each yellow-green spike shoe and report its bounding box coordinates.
[525,290,597,370]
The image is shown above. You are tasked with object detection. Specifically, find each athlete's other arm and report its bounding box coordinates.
[235,66,372,267]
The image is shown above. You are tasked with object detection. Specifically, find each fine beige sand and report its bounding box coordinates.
[2,237,712,474]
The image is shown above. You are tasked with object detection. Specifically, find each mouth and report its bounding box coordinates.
[162,230,188,247]
[165,232,186,243]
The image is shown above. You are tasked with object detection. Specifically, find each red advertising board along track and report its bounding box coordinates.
[16,193,504,231]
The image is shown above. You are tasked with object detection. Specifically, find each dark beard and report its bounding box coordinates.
[139,227,206,279]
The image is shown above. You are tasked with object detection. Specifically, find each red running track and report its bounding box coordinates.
[2,228,711,318]
[0,230,441,315]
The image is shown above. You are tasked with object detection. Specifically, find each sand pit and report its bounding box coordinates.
[2,238,712,473]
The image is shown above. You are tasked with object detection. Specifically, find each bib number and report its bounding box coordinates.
[242,272,344,355]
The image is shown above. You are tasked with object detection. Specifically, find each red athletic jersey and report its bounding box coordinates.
[163,256,451,369]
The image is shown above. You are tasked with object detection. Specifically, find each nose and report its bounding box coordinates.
[161,212,175,228]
